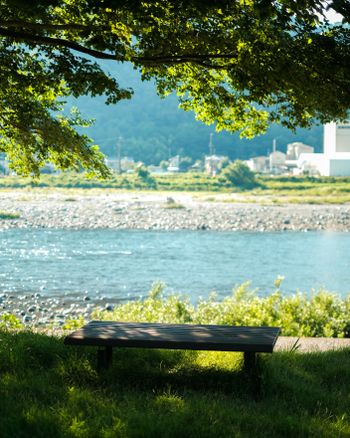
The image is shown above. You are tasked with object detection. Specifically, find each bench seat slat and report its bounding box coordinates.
[64,321,280,353]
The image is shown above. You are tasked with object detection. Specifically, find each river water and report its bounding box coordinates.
[1,229,349,300]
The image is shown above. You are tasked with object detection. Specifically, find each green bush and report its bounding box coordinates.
[0,313,22,329]
[135,165,157,188]
[220,160,258,189]
[93,281,350,338]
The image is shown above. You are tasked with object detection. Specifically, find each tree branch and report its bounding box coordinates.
[0,27,237,67]
[0,27,121,60]
[135,55,237,66]
[0,20,88,31]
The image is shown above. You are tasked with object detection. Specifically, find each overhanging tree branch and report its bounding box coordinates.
[0,27,122,60]
[0,27,238,67]
[0,20,89,31]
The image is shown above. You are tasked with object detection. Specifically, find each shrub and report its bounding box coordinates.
[220,160,258,189]
[135,165,157,188]
[93,280,350,338]
[0,313,22,329]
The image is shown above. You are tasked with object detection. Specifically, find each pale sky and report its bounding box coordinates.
[325,8,344,23]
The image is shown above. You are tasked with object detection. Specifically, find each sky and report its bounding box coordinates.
[323,7,344,23]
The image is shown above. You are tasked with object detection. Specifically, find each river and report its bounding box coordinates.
[1,229,349,300]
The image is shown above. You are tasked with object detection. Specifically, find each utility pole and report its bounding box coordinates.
[209,133,215,155]
[167,134,174,160]
[116,136,122,174]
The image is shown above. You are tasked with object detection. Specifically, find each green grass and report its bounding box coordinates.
[0,329,349,437]
[2,172,350,204]
[0,172,229,192]
[2,281,350,436]
[0,210,20,219]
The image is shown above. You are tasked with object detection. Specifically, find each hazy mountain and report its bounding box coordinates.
[67,62,323,164]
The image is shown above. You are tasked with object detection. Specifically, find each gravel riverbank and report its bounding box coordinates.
[1,189,350,232]
[0,291,119,327]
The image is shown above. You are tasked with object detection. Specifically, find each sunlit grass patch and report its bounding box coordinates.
[0,210,20,219]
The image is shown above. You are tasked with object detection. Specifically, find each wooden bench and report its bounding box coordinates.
[64,321,280,373]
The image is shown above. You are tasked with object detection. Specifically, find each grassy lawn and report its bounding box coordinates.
[1,329,349,437]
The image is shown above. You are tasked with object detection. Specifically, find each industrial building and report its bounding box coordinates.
[297,122,350,176]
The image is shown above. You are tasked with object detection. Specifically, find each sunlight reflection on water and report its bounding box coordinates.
[0,229,349,299]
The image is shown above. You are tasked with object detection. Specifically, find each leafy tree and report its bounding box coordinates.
[135,164,156,187]
[135,164,150,180]
[0,0,349,176]
[221,160,258,189]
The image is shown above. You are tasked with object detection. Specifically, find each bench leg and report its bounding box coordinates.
[243,352,256,372]
[97,346,113,371]
[243,352,262,399]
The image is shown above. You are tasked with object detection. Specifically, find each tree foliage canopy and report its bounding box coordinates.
[0,0,349,176]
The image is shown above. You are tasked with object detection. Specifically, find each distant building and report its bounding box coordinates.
[204,155,227,176]
[325,121,350,154]
[296,122,350,176]
[285,142,314,173]
[246,156,269,173]
[286,142,314,160]
[296,153,324,175]
[121,157,136,171]
[148,165,164,174]
[189,161,203,172]
[107,156,135,172]
[167,155,180,172]
[269,150,286,173]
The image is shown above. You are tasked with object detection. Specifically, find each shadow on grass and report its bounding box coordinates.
[104,347,258,396]
[1,330,350,437]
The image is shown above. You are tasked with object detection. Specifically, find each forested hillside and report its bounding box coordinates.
[68,62,323,165]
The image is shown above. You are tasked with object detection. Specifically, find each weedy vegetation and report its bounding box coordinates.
[0,210,20,219]
[94,281,350,338]
[2,173,350,204]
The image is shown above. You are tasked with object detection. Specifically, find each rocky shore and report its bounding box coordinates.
[0,291,118,327]
[1,189,350,232]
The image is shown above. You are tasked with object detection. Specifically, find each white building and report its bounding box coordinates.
[167,155,180,172]
[107,156,135,172]
[286,142,314,160]
[297,122,350,176]
[269,150,286,173]
[246,156,269,173]
[204,155,227,176]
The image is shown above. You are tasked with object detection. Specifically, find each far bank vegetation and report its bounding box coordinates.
[2,170,350,204]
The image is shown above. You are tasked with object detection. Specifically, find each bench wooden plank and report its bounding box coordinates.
[64,321,280,353]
